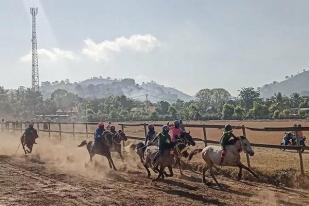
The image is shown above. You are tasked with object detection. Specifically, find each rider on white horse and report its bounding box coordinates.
[220,124,239,165]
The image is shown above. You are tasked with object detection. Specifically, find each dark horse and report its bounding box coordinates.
[21,129,38,154]
[174,131,196,175]
[78,130,127,170]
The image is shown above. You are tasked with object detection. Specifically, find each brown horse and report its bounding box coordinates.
[78,130,126,170]
[173,131,196,175]
[136,145,175,180]
[20,129,38,154]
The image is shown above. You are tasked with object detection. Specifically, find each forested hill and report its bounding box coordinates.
[40,77,194,103]
[260,70,309,98]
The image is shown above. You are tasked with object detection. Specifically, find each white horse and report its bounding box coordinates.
[188,136,258,188]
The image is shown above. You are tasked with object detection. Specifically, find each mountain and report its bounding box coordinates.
[40,77,194,103]
[260,70,309,98]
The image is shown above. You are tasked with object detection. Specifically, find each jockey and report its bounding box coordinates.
[153,125,174,164]
[219,124,238,165]
[110,125,116,134]
[24,122,38,144]
[94,123,105,143]
[145,124,157,146]
[169,120,182,143]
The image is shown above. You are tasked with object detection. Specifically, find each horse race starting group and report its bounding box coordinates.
[19,121,259,189]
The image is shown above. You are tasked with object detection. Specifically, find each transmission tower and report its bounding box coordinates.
[30,7,39,92]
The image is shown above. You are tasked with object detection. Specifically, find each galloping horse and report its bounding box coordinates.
[188,136,258,188]
[78,131,123,171]
[173,131,196,175]
[133,132,194,179]
[20,129,38,154]
[143,145,175,180]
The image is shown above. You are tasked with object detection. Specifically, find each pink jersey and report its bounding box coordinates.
[170,127,182,142]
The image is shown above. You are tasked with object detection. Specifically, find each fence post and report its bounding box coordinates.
[86,123,89,138]
[203,126,207,146]
[242,125,251,168]
[21,122,23,133]
[296,125,305,175]
[121,124,125,148]
[143,123,147,138]
[72,123,75,138]
[36,122,40,135]
[58,123,62,141]
[48,122,51,138]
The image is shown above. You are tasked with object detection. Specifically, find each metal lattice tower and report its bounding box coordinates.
[30,7,39,92]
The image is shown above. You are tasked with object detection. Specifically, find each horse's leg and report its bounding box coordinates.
[209,167,221,188]
[166,165,173,177]
[239,163,258,179]
[107,153,117,171]
[237,166,243,181]
[154,165,164,181]
[118,147,124,161]
[175,158,183,176]
[21,137,27,154]
[202,165,209,184]
[144,164,151,178]
[90,153,94,162]
[29,144,33,154]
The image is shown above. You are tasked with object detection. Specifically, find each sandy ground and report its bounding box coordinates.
[1,131,309,206]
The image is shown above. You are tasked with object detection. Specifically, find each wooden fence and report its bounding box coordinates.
[2,121,308,175]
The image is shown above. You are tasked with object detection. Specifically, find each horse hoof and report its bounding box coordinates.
[206,182,212,186]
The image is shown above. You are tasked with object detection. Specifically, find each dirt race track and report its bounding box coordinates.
[1,132,309,206]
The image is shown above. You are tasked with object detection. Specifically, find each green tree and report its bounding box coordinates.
[239,87,260,111]
[234,105,245,119]
[168,106,178,119]
[222,103,235,119]
[156,101,170,115]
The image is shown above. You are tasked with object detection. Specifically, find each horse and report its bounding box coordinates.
[143,145,175,181]
[173,131,196,175]
[78,131,117,170]
[188,136,258,188]
[20,130,38,154]
[108,130,127,160]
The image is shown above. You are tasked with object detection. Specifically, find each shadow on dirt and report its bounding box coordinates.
[158,187,225,205]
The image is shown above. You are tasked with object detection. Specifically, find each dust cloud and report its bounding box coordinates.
[0,131,143,180]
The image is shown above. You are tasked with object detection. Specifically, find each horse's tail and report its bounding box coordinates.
[78,140,88,147]
[188,148,203,161]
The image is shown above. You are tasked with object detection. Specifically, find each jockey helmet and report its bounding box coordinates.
[110,125,116,132]
[174,120,180,128]
[162,125,169,134]
[148,124,154,131]
[224,124,233,132]
[98,123,105,129]
[29,122,34,128]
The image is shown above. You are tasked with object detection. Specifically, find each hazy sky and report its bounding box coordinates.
[1,0,309,96]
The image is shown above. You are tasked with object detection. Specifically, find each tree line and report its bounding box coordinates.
[1,86,309,122]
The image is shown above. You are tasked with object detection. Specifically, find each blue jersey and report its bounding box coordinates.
[94,128,105,142]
